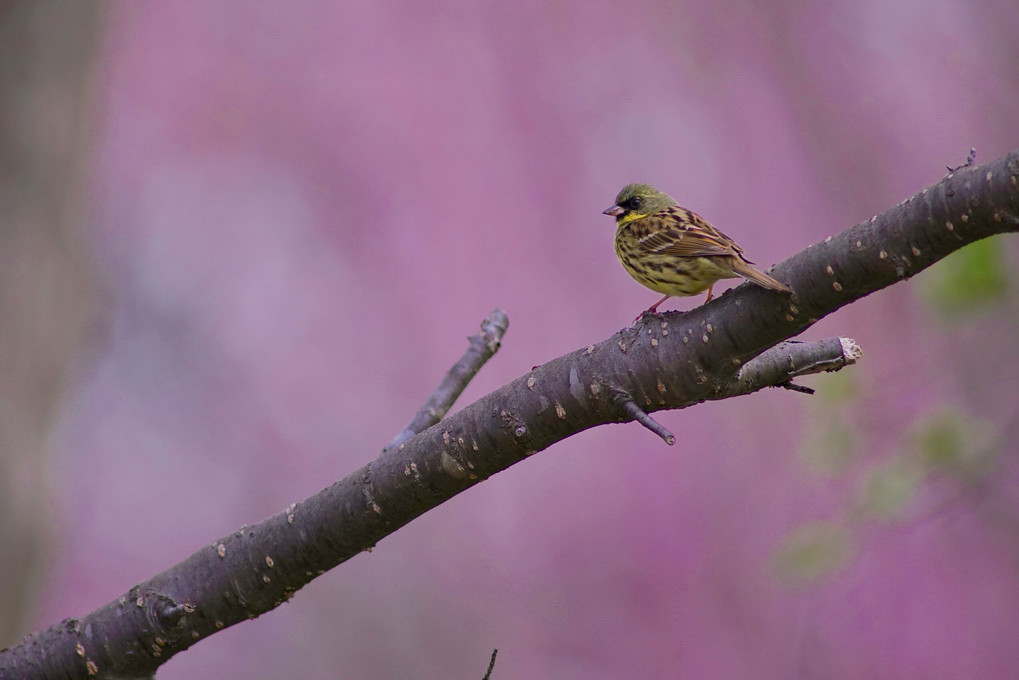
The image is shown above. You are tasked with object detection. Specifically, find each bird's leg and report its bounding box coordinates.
[647,293,671,314]
[703,285,715,303]
[635,294,672,322]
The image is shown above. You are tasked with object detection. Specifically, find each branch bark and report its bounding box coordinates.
[3,150,1018,679]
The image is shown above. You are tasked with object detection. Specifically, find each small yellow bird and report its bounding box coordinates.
[605,183,792,317]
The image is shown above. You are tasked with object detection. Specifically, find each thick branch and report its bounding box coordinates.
[3,150,1018,679]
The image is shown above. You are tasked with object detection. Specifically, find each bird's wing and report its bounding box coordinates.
[631,207,751,260]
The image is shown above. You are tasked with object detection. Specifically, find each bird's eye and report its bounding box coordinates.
[621,196,642,211]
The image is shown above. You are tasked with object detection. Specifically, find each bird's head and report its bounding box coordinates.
[603,183,678,224]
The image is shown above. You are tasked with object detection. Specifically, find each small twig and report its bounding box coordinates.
[481,649,498,680]
[778,381,816,395]
[947,147,977,172]
[386,309,509,451]
[156,601,196,628]
[609,386,676,445]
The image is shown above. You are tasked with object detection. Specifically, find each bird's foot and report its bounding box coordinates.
[633,308,684,325]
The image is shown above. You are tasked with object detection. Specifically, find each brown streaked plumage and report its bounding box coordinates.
[604,183,792,318]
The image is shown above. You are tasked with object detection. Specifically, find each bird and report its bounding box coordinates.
[604,183,792,318]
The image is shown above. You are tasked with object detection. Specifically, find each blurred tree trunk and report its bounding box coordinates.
[0,1,100,644]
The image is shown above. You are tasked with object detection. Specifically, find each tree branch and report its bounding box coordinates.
[3,150,1018,679]
[385,309,509,451]
[728,337,862,396]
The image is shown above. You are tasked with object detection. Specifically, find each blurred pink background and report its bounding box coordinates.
[21,1,1019,677]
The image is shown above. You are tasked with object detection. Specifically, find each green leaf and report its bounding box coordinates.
[773,521,853,583]
[799,419,857,475]
[798,372,860,475]
[917,236,1010,316]
[909,407,998,481]
[816,371,858,405]
[857,458,922,520]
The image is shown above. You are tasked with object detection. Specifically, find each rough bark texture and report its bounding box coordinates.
[2,151,1017,679]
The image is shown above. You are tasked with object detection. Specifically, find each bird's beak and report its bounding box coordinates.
[603,205,625,217]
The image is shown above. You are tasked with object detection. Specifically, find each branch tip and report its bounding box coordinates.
[779,381,816,395]
[839,337,863,363]
[482,649,498,680]
[479,309,510,351]
[947,148,977,172]
[610,387,676,445]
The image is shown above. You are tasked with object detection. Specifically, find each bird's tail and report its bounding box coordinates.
[732,259,793,294]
